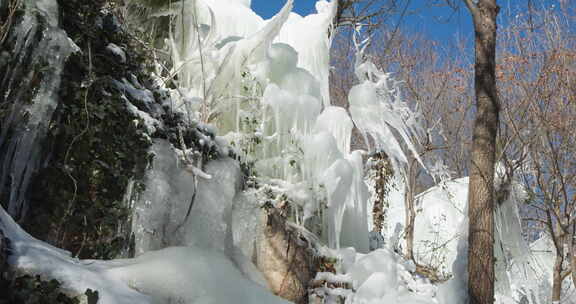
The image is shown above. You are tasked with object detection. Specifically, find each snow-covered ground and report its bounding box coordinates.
[383,175,568,304]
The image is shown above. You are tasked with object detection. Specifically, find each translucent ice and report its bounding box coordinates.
[0,0,77,220]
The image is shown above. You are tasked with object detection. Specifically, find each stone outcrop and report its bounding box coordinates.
[255,207,317,304]
[0,230,7,276]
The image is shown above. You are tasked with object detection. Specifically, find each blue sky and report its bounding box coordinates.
[251,0,316,19]
[249,0,474,44]
[250,0,563,48]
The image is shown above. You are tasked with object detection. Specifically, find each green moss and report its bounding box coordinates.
[26,75,151,258]
[20,1,152,259]
[3,0,221,261]
[0,274,92,304]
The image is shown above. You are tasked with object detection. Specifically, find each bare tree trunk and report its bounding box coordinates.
[552,246,564,302]
[545,210,569,302]
[571,223,576,293]
[404,158,417,262]
[404,191,416,261]
[463,1,500,304]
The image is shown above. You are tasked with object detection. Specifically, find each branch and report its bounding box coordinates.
[521,217,551,226]
[461,0,475,10]
[562,269,572,281]
[547,210,563,252]
[461,0,480,21]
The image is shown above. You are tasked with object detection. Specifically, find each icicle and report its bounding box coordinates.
[322,158,353,249]
[0,0,76,220]
[274,0,337,107]
[340,150,370,253]
[314,106,353,156]
[348,28,425,179]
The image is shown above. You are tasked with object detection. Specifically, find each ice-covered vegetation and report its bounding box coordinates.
[153,0,428,255]
[0,0,565,303]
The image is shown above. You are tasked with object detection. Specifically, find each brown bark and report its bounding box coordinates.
[404,193,416,261]
[255,207,317,304]
[463,1,500,304]
[546,210,569,302]
[404,157,418,262]
[571,222,576,295]
[371,152,393,234]
[552,246,564,302]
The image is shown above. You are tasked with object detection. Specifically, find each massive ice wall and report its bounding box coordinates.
[160,0,430,253]
[0,1,454,303]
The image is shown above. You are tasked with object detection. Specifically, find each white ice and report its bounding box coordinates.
[1,144,288,303]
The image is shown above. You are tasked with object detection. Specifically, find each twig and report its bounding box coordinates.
[59,41,94,244]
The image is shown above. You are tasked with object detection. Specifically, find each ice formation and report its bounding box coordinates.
[0,203,289,304]
[309,247,437,304]
[163,0,378,251]
[0,0,430,301]
[0,0,555,303]
[0,204,152,303]
[0,0,77,220]
[379,173,552,304]
[151,0,447,302]
[0,135,283,303]
[169,0,429,252]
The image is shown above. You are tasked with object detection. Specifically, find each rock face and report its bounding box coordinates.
[0,0,154,259]
[255,208,317,304]
[0,230,7,275]
[0,0,218,260]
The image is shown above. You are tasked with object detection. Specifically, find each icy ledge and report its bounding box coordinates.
[0,139,289,303]
[0,204,292,304]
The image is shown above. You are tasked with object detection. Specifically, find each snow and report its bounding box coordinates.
[333,247,437,304]
[383,174,552,304]
[125,99,162,134]
[0,205,152,304]
[1,0,557,304]
[0,1,436,302]
[369,176,407,249]
[349,249,398,290]
[412,178,468,276]
[0,145,288,303]
[102,246,290,304]
[2,204,290,304]
[114,77,159,114]
[106,43,126,63]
